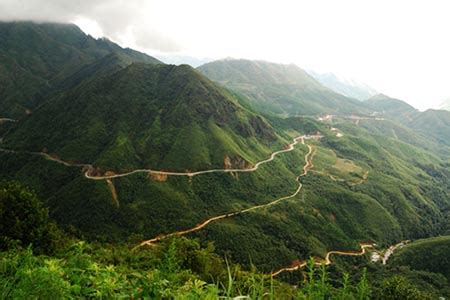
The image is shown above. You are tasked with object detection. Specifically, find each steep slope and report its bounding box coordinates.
[197,59,369,116]
[308,71,377,100]
[0,21,161,118]
[3,63,280,171]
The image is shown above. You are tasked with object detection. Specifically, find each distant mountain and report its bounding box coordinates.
[308,71,377,100]
[0,21,161,118]
[198,59,368,116]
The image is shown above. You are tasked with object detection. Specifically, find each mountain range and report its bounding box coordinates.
[308,71,377,100]
[1,21,450,296]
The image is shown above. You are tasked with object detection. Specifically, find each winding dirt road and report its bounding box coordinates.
[1,135,318,181]
[136,143,316,249]
[1,135,317,240]
[2,134,381,275]
[271,243,374,276]
[0,118,17,123]
[85,135,316,180]
[0,148,93,169]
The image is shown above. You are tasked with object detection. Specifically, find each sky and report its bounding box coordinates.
[1,0,449,110]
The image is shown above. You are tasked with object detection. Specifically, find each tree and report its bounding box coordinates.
[380,276,433,300]
[0,181,54,253]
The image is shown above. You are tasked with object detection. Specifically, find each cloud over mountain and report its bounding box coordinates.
[0,0,180,52]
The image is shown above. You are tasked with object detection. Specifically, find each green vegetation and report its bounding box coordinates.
[3,62,282,171]
[390,236,450,279]
[0,181,58,253]
[0,183,375,299]
[0,181,437,299]
[2,113,449,272]
[0,240,374,299]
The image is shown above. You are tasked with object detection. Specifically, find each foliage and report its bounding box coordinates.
[2,236,438,299]
[390,236,450,279]
[0,181,60,253]
[379,276,434,300]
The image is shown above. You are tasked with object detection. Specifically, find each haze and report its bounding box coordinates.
[1,0,449,110]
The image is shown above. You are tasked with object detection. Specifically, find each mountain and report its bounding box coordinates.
[308,71,377,100]
[0,21,161,118]
[197,59,369,116]
[3,62,280,171]
[363,94,450,147]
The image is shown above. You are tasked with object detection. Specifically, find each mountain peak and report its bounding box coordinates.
[0,21,161,118]
[365,94,417,114]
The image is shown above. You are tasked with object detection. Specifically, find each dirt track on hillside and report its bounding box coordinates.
[136,142,316,248]
[271,243,374,276]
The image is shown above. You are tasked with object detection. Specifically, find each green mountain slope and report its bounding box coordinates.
[363,94,450,148]
[3,114,449,272]
[0,21,160,118]
[2,62,281,171]
[197,59,368,116]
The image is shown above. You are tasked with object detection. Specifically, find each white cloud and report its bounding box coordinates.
[0,0,449,109]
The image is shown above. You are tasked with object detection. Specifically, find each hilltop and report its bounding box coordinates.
[0,21,160,118]
[3,62,281,171]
